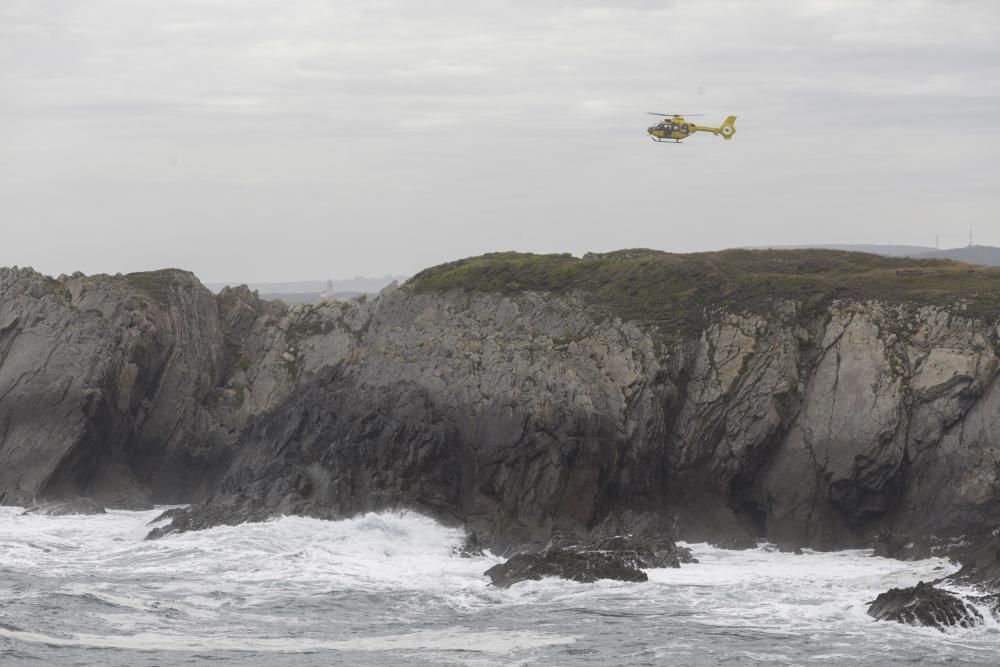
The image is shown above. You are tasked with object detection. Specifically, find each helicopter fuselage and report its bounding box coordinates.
[647,115,737,142]
[647,120,692,142]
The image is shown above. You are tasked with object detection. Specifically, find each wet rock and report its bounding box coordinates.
[146,507,189,526]
[484,535,693,587]
[455,532,485,558]
[948,537,1000,590]
[485,549,648,588]
[587,535,697,568]
[871,531,937,561]
[867,581,983,629]
[145,504,279,540]
[22,497,106,516]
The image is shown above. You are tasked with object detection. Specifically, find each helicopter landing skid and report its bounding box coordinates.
[650,137,682,143]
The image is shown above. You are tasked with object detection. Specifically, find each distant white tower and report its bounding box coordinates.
[320,278,335,300]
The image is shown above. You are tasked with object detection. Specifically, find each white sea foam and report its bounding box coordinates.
[0,626,574,654]
[2,506,1000,664]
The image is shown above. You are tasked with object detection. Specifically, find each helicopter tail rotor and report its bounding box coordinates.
[720,115,737,140]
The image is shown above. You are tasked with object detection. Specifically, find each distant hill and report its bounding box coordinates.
[756,244,936,257]
[913,246,1000,266]
[757,244,1000,267]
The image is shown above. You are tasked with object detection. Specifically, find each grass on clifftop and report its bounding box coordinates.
[124,269,198,305]
[408,249,1000,336]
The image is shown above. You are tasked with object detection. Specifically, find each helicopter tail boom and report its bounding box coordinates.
[687,115,737,139]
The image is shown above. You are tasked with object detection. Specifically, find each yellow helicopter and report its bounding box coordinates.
[647,113,737,143]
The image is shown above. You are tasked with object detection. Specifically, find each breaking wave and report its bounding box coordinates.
[1,506,998,665]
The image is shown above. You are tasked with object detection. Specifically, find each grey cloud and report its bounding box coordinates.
[1,0,998,280]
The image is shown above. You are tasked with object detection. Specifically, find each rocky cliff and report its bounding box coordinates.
[0,267,291,507]
[3,250,1000,563]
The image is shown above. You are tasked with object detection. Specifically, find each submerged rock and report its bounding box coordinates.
[22,497,106,516]
[867,581,983,629]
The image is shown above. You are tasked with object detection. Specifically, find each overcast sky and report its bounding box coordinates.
[2,0,998,282]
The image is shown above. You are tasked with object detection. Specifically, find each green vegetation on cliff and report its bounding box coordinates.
[408,249,1000,336]
[125,269,197,305]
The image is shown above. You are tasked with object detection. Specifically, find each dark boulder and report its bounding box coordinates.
[867,581,983,630]
[22,497,106,516]
[485,549,648,588]
[484,535,693,588]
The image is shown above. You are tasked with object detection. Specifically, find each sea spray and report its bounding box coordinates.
[2,507,999,665]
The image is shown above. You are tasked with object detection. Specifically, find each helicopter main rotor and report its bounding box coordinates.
[646,112,707,117]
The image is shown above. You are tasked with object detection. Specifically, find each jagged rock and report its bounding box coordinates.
[22,497,106,516]
[140,280,1000,554]
[868,581,983,629]
[872,531,938,560]
[0,267,292,509]
[946,537,1000,590]
[146,507,189,526]
[485,549,648,588]
[484,535,693,587]
[145,504,281,539]
[6,252,1000,561]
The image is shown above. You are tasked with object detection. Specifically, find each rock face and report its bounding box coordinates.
[0,267,292,508]
[158,288,1000,553]
[868,582,983,629]
[4,251,1000,560]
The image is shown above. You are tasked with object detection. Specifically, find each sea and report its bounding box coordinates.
[1,506,998,665]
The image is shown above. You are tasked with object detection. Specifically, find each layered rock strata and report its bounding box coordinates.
[3,252,1000,563]
[155,290,1000,555]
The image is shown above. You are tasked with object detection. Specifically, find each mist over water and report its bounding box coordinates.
[1,507,998,665]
